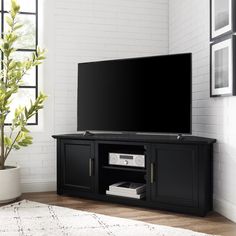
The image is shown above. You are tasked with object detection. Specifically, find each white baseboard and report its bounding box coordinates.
[21,181,56,193]
[214,196,236,223]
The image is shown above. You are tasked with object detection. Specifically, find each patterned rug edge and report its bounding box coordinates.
[0,199,218,236]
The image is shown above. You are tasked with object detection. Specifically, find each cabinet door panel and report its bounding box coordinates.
[61,140,94,192]
[151,144,198,207]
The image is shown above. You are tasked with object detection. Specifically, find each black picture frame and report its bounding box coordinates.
[210,0,236,41]
[210,35,236,97]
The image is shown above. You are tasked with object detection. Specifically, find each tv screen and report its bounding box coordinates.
[77,53,192,134]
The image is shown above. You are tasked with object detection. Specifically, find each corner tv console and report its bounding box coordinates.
[53,133,216,216]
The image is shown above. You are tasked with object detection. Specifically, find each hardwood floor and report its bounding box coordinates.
[1,192,236,236]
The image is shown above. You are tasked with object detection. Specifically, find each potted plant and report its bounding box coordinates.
[0,0,47,203]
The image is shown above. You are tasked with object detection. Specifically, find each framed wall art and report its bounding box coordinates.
[210,35,236,97]
[210,0,236,40]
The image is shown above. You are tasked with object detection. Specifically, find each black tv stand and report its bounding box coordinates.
[53,133,216,216]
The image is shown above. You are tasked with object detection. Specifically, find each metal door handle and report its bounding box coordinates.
[89,158,92,177]
[151,163,154,184]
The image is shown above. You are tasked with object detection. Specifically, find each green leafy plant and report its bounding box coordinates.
[0,0,47,170]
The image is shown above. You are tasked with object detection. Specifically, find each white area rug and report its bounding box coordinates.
[0,200,214,236]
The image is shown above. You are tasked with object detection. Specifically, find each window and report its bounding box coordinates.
[1,0,38,125]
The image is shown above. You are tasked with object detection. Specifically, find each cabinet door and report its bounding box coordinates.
[61,140,95,193]
[150,144,198,207]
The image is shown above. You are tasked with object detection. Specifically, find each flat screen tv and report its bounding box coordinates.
[77,53,192,134]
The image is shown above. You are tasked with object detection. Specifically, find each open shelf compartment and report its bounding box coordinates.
[98,143,147,200]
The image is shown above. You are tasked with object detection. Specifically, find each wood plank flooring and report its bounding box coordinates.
[1,192,236,236]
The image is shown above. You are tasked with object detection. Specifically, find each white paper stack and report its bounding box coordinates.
[106,182,146,199]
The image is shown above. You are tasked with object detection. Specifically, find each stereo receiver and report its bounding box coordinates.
[108,153,145,168]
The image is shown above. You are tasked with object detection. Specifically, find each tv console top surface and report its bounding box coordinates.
[52,133,216,145]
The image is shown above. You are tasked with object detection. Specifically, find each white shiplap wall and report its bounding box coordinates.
[169,0,236,222]
[54,0,169,134]
[7,0,169,192]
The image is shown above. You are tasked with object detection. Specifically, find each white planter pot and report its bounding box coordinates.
[0,166,21,203]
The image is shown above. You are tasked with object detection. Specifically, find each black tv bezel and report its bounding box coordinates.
[77,53,192,135]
